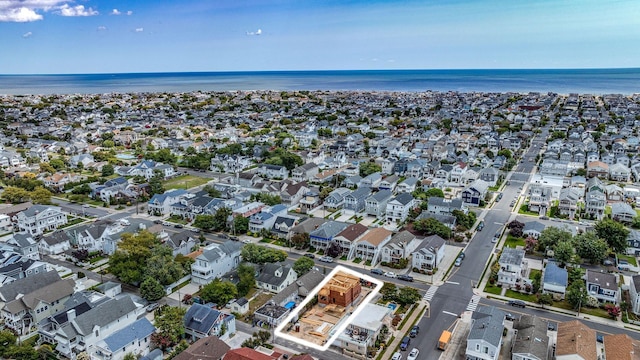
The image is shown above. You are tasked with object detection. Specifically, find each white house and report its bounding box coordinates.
[411,235,446,272]
[147,189,188,216]
[385,193,416,223]
[191,241,243,285]
[258,164,288,179]
[13,205,67,236]
[380,230,423,266]
[466,306,504,360]
[542,261,568,300]
[497,248,528,288]
[256,262,298,293]
[585,270,618,304]
[630,275,640,316]
[91,318,156,360]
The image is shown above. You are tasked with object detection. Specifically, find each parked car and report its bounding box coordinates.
[539,216,549,220]
[454,258,462,267]
[153,220,163,224]
[304,253,316,259]
[241,239,251,244]
[409,325,420,338]
[370,268,384,275]
[407,348,419,360]
[174,224,184,229]
[218,233,229,239]
[400,337,411,351]
[146,303,160,312]
[230,236,239,241]
[477,221,484,231]
[397,274,414,282]
[505,313,516,321]
[391,352,402,360]
[384,271,397,278]
[319,256,334,263]
[508,300,526,308]
[458,252,465,260]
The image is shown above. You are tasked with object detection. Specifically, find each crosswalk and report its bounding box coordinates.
[466,294,482,312]
[423,286,439,302]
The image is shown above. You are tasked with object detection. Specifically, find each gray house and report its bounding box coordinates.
[465,306,505,360]
[343,187,372,213]
[324,188,351,210]
[511,315,549,360]
[365,190,393,218]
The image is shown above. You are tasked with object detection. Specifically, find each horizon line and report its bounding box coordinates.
[2,67,640,77]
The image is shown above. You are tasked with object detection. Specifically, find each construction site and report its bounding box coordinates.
[284,271,375,347]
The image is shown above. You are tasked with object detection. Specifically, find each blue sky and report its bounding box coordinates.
[1,0,639,74]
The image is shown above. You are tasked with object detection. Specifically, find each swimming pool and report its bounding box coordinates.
[388,303,397,310]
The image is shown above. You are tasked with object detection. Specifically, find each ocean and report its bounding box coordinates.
[0,68,639,95]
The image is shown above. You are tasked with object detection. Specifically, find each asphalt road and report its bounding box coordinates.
[51,197,110,218]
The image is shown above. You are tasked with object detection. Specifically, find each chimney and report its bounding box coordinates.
[67,309,76,321]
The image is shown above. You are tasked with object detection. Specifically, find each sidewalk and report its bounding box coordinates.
[378,303,427,359]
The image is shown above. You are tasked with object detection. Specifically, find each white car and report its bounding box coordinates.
[241,239,251,244]
[383,271,397,278]
[319,256,334,263]
[391,352,402,360]
[407,348,419,360]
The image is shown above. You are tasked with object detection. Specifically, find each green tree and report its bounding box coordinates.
[380,282,397,301]
[0,186,31,203]
[140,277,165,301]
[146,245,185,285]
[202,185,221,198]
[290,232,310,249]
[359,161,382,177]
[537,293,553,309]
[537,227,573,252]
[241,244,287,264]
[193,214,216,231]
[251,192,282,205]
[0,330,17,358]
[594,218,629,253]
[395,287,421,306]
[553,241,574,266]
[108,230,161,284]
[5,343,38,360]
[31,186,53,204]
[101,163,115,177]
[50,158,66,170]
[566,280,588,310]
[149,171,166,196]
[200,279,238,305]
[233,215,249,234]
[424,188,445,198]
[152,306,186,349]
[568,267,584,284]
[497,149,512,159]
[39,162,56,174]
[212,207,232,232]
[413,218,451,239]
[293,256,315,277]
[237,263,256,297]
[574,232,609,264]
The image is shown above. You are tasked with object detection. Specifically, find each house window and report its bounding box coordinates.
[483,346,488,353]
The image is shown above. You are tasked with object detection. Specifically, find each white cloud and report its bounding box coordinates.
[58,4,98,17]
[0,7,43,22]
[22,31,33,38]
[111,8,121,15]
[246,28,262,36]
[97,25,107,31]
[126,10,132,16]
[135,27,143,32]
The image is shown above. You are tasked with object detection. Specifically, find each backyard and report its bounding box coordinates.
[504,235,526,249]
[163,174,209,190]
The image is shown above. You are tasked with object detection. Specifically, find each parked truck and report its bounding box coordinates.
[438,330,452,350]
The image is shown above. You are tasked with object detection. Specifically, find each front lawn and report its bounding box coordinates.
[618,254,638,267]
[518,204,539,216]
[505,290,537,303]
[166,215,189,225]
[163,174,209,190]
[529,269,542,280]
[504,235,525,249]
[484,283,503,295]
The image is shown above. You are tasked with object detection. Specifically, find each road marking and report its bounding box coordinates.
[445,281,460,285]
[442,311,458,317]
[423,286,439,302]
[466,295,481,312]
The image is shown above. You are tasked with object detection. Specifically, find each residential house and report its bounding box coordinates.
[385,193,416,223]
[231,298,250,315]
[629,275,640,315]
[256,262,298,293]
[511,315,550,360]
[354,227,392,264]
[365,190,393,219]
[427,197,467,215]
[191,241,243,285]
[462,180,490,206]
[248,204,288,234]
[450,162,468,184]
[416,211,457,230]
[223,347,285,360]
[0,214,12,233]
[270,216,298,239]
[39,230,71,255]
[5,232,40,260]
[253,302,290,327]
[291,163,319,182]
[378,175,399,192]
[586,161,609,179]
[278,180,309,207]
[309,221,349,250]
[173,336,230,360]
[43,173,79,192]
[299,191,321,214]
[606,184,625,202]
[465,306,505,360]
[522,221,545,239]
[148,189,188,216]
[91,318,156,360]
[338,303,392,359]
[0,270,60,313]
[555,320,597,360]
[584,177,606,220]
[68,220,113,253]
[558,187,582,220]
[611,202,636,224]
[542,261,568,300]
[585,270,618,304]
[478,167,499,187]
[603,334,640,360]
[13,205,67,236]
[118,160,177,180]
[324,188,351,210]
[271,270,325,307]
[1,274,75,335]
[332,224,369,259]
[69,154,95,168]
[411,235,446,272]
[528,183,552,216]
[360,172,382,188]
[609,163,631,182]
[162,230,198,257]
[343,187,372,213]
[46,296,140,359]
[396,177,419,194]
[183,303,236,341]
[258,164,288,179]
[497,248,528,288]
[380,230,423,266]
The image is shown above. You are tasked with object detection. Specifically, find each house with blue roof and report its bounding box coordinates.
[147,189,188,216]
[183,303,236,341]
[248,204,288,234]
[92,317,156,360]
[542,261,568,300]
[309,221,349,250]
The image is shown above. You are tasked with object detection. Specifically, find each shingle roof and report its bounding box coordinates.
[183,303,221,334]
[523,221,546,233]
[357,227,392,247]
[102,318,156,352]
[468,306,504,347]
[543,261,568,287]
[586,270,617,291]
[499,248,525,266]
[603,334,640,360]
[257,263,295,288]
[309,221,349,240]
[512,315,549,359]
[173,336,230,360]
[389,192,414,206]
[556,320,597,360]
[367,189,393,202]
[0,270,61,302]
[335,224,369,242]
[68,296,138,336]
